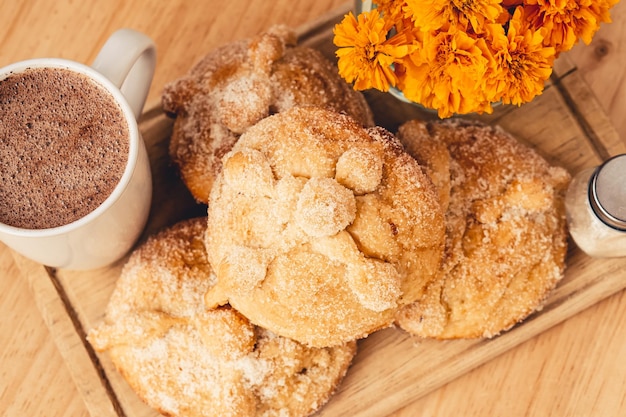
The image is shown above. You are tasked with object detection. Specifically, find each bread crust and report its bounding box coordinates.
[204,107,445,347]
[162,25,374,203]
[88,217,356,417]
[395,119,571,339]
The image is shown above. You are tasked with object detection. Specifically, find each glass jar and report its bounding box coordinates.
[565,154,626,257]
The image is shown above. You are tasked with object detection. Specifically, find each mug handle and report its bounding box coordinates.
[91,28,156,119]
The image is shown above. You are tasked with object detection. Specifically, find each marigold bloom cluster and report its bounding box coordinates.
[334,0,619,117]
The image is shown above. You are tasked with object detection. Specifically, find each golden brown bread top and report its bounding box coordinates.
[162,25,374,203]
[88,217,356,417]
[204,107,445,347]
[395,119,571,339]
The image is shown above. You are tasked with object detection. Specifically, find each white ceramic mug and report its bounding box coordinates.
[0,29,156,270]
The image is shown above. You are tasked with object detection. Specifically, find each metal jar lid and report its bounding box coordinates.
[589,154,626,231]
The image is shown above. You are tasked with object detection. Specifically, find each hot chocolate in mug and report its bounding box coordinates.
[0,28,156,270]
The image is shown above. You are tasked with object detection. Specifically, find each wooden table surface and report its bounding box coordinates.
[2,1,626,416]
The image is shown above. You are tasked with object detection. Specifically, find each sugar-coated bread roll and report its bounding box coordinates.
[395,119,571,339]
[88,217,356,417]
[204,107,445,347]
[162,25,374,203]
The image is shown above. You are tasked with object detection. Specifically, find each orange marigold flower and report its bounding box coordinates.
[372,0,415,34]
[373,0,415,33]
[399,27,495,117]
[524,0,619,53]
[333,10,414,91]
[373,0,407,22]
[485,7,555,105]
[404,0,505,33]
[501,0,523,7]
[336,0,617,117]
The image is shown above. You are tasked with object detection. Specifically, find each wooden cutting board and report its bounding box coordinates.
[12,4,626,417]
